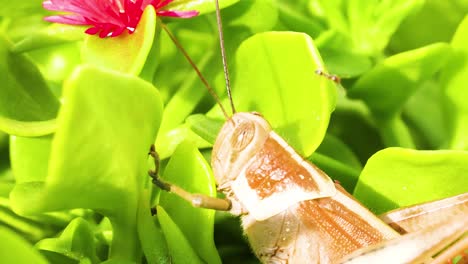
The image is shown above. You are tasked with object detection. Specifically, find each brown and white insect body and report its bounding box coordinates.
[212,112,400,262]
[151,1,468,263]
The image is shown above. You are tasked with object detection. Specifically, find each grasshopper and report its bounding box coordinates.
[150,1,468,263]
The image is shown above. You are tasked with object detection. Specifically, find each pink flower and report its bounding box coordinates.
[43,0,198,38]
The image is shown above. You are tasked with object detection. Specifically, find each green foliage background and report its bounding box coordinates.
[0,0,467,263]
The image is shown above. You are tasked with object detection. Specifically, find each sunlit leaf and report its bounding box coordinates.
[35,217,99,263]
[82,6,157,75]
[12,24,83,53]
[0,227,48,264]
[137,191,170,264]
[354,148,468,214]
[165,0,239,15]
[157,206,203,264]
[10,65,163,262]
[0,34,59,136]
[349,43,451,120]
[234,31,336,156]
[159,141,221,264]
[440,15,468,150]
[223,0,278,33]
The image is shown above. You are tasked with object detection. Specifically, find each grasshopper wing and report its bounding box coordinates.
[340,193,468,264]
[244,184,399,263]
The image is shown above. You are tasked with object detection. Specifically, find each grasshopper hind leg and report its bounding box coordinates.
[148,144,232,212]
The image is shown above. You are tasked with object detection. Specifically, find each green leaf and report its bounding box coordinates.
[35,217,99,264]
[275,1,325,38]
[10,65,163,262]
[316,134,362,170]
[0,0,45,18]
[186,114,224,145]
[137,191,170,264]
[155,124,211,160]
[346,0,424,55]
[223,0,278,33]
[81,6,156,75]
[234,31,336,156]
[12,24,84,53]
[317,0,424,56]
[440,15,468,150]
[316,30,372,78]
[27,42,82,86]
[157,206,203,264]
[354,148,468,214]
[402,81,447,149]
[349,43,451,120]
[157,51,216,133]
[389,1,468,52]
[159,141,221,264]
[0,118,56,137]
[328,94,384,164]
[165,0,239,15]
[0,34,59,136]
[10,135,52,183]
[0,227,49,264]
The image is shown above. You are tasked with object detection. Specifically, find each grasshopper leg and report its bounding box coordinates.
[148,145,232,211]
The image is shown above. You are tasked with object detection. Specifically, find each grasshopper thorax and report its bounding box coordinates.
[212,112,271,187]
[211,112,337,220]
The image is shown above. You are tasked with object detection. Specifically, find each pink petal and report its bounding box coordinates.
[111,26,127,37]
[152,0,173,9]
[85,27,100,35]
[156,10,199,18]
[42,0,199,38]
[44,15,88,25]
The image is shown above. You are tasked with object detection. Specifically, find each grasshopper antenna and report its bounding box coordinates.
[215,0,236,114]
[159,20,230,120]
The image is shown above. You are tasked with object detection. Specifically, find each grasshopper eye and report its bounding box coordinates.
[230,121,255,151]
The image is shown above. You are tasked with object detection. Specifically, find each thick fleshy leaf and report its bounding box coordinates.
[10,135,52,183]
[165,0,239,15]
[28,42,82,86]
[0,34,59,136]
[354,148,468,214]
[10,65,163,262]
[159,141,221,264]
[0,227,49,264]
[389,1,468,52]
[316,31,372,78]
[276,1,324,38]
[0,181,62,242]
[440,15,468,150]
[233,32,336,156]
[349,43,451,120]
[82,6,156,75]
[155,124,211,160]
[186,114,224,145]
[157,206,203,264]
[316,134,362,170]
[317,0,424,56]
[137,191,170,264]
[310,134,362,191]
[35,217,99,264]
[402,81,447,149]
[0,118,56,137]
[12,24,83,53]
[157,52,216,133]
[328,93,384,164]
[223,0,278,33]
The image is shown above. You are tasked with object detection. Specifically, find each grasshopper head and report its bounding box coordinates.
[211,112,271,186]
